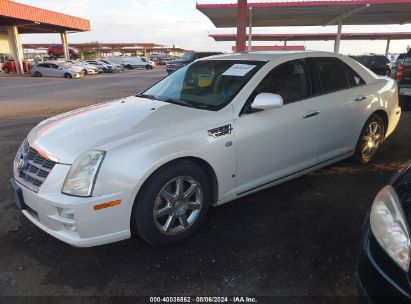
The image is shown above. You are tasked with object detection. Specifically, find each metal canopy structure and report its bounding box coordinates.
[197,0,411,27]
[22,43,188,57]
[197,0,411,52]
[210,32,411,42]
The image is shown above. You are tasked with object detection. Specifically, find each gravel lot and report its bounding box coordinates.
[0,70,410,303]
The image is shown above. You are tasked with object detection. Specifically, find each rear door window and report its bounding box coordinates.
[343,63,365,88]
[312,58,350,94]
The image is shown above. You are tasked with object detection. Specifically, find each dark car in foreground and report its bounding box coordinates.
[351,55,392,77]
[165,52,222,73]
[358,161,411,303]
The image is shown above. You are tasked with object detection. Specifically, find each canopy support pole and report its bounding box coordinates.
[248,7,253,51]
[334,20,342,53]
[60,31,70,60]
[236,0,247,52]
[385,39,391,56]
[7,26,24,75]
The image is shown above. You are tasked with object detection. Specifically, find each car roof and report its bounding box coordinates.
[198,50,343,62]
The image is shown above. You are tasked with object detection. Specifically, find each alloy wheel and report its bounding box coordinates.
[153,176,203,236]
[362,121,382,159]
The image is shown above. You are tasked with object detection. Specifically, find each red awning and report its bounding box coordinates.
[0,0,90,33]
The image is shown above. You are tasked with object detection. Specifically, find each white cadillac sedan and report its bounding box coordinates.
[11,51,401,247]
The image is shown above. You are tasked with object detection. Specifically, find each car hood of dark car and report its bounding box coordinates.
[168,59,191,65]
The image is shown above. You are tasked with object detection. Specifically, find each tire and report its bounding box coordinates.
[3,67,9,73]
[126,64,132,70]
[64,73,72,79]
[131,160,211,246]
[33,71,42,77]
[352,114,385,165]
[145,64,150,70]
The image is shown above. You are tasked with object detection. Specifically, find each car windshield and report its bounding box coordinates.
[181,53,196,60]
[142,60,266,111]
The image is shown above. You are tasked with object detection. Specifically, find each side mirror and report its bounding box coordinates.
[251,93,284,110]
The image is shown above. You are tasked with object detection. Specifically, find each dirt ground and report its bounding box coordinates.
[0,71,410,303]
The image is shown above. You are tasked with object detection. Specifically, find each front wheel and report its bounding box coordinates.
[131,161,211,246]
[64,73,72,79]
[352,114,385,164]
[3,67,9,73]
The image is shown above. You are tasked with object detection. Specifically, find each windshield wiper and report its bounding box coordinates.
[161,98,195,108]
[136,93,156,100]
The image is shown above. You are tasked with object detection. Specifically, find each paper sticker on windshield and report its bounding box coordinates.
[222,64,256,77]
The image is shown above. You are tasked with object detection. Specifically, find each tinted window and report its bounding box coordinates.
[343,63,365,87]
[253,60,310,104]
[404,50,411,62]
[38,63,49,68]
[314,58,349,93]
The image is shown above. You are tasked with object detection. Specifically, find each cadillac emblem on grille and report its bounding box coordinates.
[15,140,57,192]
[16,158,25,171]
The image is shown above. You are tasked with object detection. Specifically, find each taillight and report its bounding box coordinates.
[396,64,404,81]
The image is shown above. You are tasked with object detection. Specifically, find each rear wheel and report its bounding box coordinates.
[33,71,42,77]
[131,161,211,246]
[126,64,132,70]
[2,67,9,73]
[352,114,385,164]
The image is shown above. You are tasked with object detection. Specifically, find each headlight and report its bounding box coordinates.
[62,150,105,197]
[370,185,410,271]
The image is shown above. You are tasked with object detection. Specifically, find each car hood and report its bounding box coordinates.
[27,96,221,164]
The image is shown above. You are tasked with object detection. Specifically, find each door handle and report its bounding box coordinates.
[303,111,320,119]
[355,95,367,102]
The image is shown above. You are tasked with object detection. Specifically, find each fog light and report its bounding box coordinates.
[58,207,74,220]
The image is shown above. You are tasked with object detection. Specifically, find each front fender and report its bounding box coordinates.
[92,126,237,213]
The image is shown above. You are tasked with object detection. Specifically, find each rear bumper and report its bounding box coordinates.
[357,221,411,304]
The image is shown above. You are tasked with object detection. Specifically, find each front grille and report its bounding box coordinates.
[16,144,57,192]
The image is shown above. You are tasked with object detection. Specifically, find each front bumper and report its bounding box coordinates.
[357,220,411,304]
[11,173,131,247]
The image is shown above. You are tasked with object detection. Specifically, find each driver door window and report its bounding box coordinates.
[243,60,311,114]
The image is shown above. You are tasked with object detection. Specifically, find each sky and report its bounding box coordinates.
[14,0,411,55]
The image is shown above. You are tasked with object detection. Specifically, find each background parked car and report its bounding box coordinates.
[47,45,79,58]
[358,161,411,304]
[166,52,223,73]
[351,55,392,77]
[100,60,124,72]
[107,56,155,69]
[85,60,113,73]
[396,49,411,110]
[66,60,99,75]
[30,61,84,78]
[1,59,31,73]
